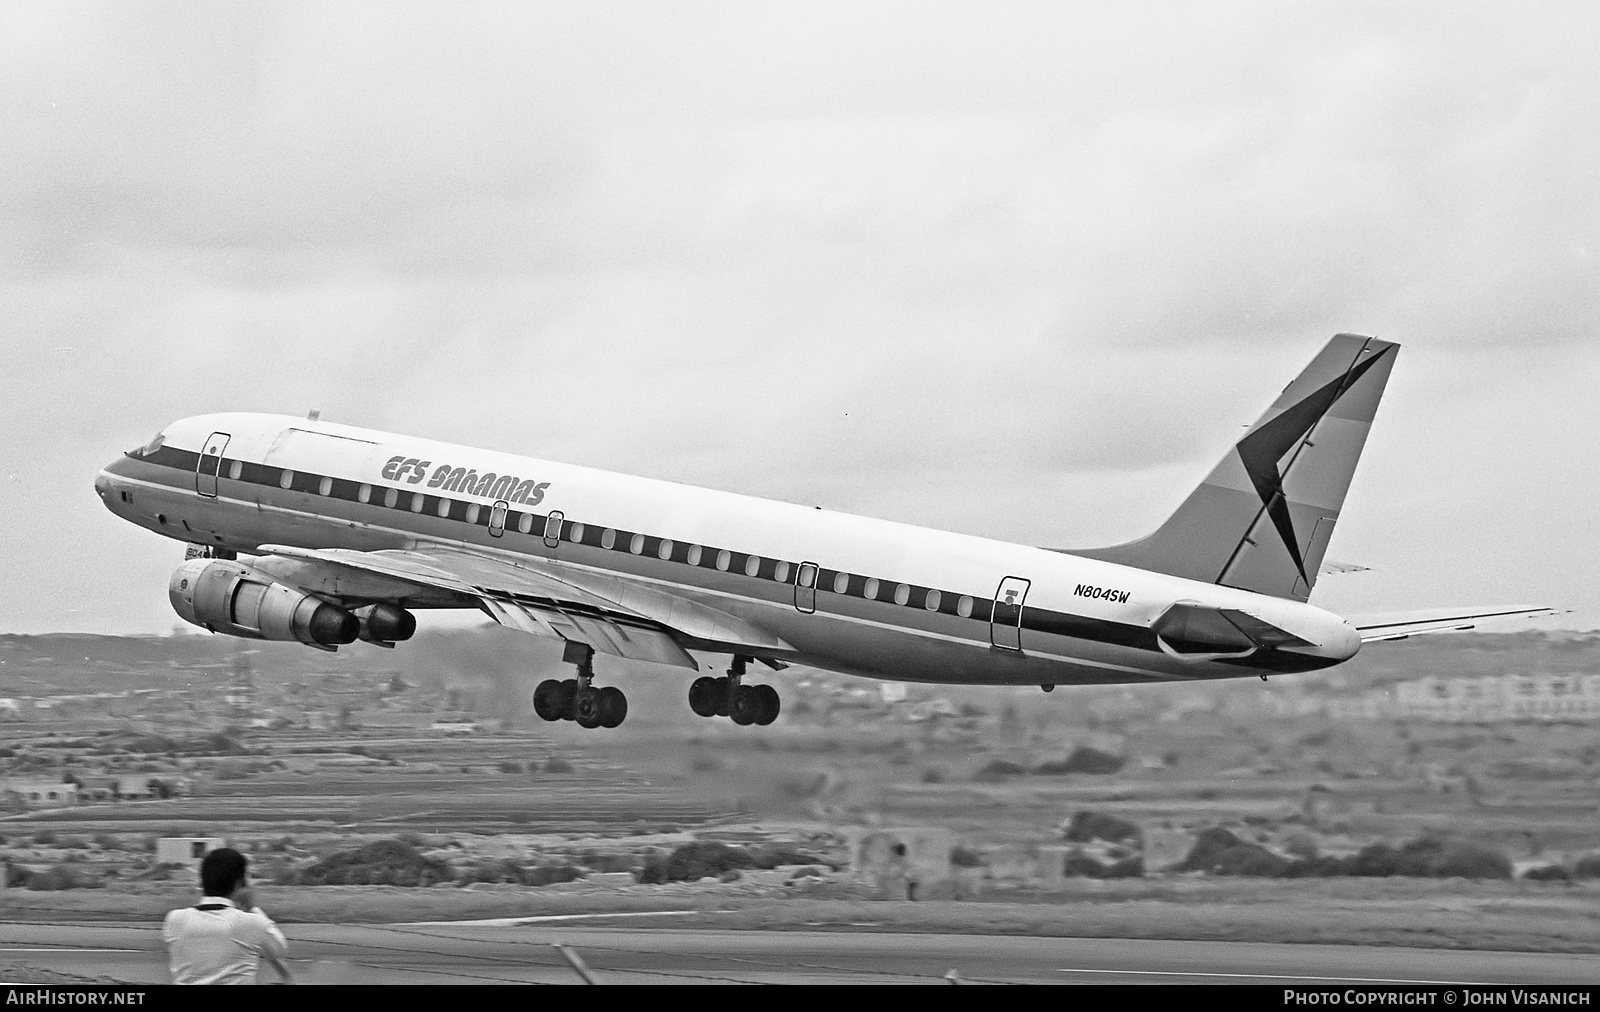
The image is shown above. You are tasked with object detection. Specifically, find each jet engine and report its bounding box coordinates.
[168,558,359,648]
[354,602,416,645]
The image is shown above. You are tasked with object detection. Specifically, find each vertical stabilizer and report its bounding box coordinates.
[1075,334,1398,601]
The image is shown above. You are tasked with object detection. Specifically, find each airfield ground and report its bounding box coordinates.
[0,630,1596,983]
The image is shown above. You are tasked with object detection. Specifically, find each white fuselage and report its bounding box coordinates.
[97,412,1360,686]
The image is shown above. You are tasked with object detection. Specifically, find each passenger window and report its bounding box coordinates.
[629,533,645,555]
[358,484,372,503]
[411,493,426,513]
[716,550,731,571]
[957,595,974,617]
[833,572,849,594]
[279,470,295,489]
[864,578,880,600]
[745,555,761,577]
[570,523,586,543]
[601,529,616,549]
[518,512,533,533]
[384,488,399,508]
[544,511,564,549]
[319,476,333,496]
[229,461,243,480]
[925,590,942,611]
[687,545,702,565]
[774,561,790,583]
[466,503,480,524]
[488,500,508,537]
[894,584,910,606]
[658,539,674,560]
[437,498,452,518]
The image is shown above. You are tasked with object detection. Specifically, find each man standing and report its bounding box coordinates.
[162,847,293,985]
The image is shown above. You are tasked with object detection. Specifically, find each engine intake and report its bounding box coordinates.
[169,558,359,647]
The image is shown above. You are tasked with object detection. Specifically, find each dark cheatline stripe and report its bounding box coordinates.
[127,447,1167,656]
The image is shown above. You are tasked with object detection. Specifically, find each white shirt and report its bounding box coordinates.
[162,896,290,985]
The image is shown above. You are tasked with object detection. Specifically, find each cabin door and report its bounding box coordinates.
[991,576,1030,651]
[195,432,230,498]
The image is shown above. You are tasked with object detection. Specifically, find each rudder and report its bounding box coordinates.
[1074,334,1398,601]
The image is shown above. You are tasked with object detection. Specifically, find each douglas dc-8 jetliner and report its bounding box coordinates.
[96,334,1547,729]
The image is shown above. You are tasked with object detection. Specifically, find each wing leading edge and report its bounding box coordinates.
[255,543,793,668]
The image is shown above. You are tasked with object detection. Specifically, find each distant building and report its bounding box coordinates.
[430,721,478,734]
[1,779,78,807]
[75,776,120,802]
[115,776,159,800]
[156,837,226,870]
[1395,674,1600,722]
[0,699,20,719]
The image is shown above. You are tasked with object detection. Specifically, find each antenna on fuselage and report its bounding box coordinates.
[307,409,321,421]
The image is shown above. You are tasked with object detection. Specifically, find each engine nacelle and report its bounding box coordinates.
[355,603,416,645]
[169,558,359,648]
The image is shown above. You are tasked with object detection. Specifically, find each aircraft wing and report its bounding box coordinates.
[255,543,793,668]
[1351,606,1556,642]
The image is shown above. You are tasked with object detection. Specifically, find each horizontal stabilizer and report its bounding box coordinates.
[1352,606,1555,642]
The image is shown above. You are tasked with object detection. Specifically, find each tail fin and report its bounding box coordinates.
[1076,333,1398,601]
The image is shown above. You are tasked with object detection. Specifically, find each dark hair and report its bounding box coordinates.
[200,847,248,897]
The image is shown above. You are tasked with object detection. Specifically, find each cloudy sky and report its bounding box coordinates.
[2,1,1596,635]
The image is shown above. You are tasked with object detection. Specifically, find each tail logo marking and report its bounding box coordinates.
[1233,343,1394,586]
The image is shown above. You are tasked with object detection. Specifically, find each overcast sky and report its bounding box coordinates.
[2,1,1596,635]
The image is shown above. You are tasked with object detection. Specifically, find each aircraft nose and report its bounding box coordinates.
[94,471,110,499]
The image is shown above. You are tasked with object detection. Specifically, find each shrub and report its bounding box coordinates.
[26,865,101,891]
[950,845,984,868]
[523,864,584,887]
[1391,838,1511,880]
[1522,864,1571,881]
[1062,811,1142,845]
[543,758,574,774]
[637,842,755,884]
[973,759,1026,781]
[498,761,524,774]
[292,839,453,887]
[1573,853,1600,879]
[92,833,120,851]
[1175,828,1288,876]
[33,830,57,846]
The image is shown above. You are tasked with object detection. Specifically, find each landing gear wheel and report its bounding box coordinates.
[597,686,628,728]
[533,679,566,722]
[557,678,578,721]
[689,676,724,717]
[729,684,761,726]
[754,683,780,726]
[574,687,603,729]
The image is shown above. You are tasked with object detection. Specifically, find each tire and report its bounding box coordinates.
[754,683,780,726]
[532,679,565,722]
[574,687,603,729]
[597,686,628,728]
[729,684,760,726]
[688,676,723,717]
[557,678,578,721]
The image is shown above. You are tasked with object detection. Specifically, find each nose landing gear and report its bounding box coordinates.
[533,642,627,729]
[688,655,780,726]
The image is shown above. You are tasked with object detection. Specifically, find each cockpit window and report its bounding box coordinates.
[126,433,165,458]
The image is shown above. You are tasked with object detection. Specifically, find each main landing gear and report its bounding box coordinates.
[688,655,780,726]
[533,642,628,729]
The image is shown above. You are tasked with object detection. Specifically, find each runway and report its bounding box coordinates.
[2,917,1598,985]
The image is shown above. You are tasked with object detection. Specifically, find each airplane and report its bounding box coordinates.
[94,334,1549,729]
